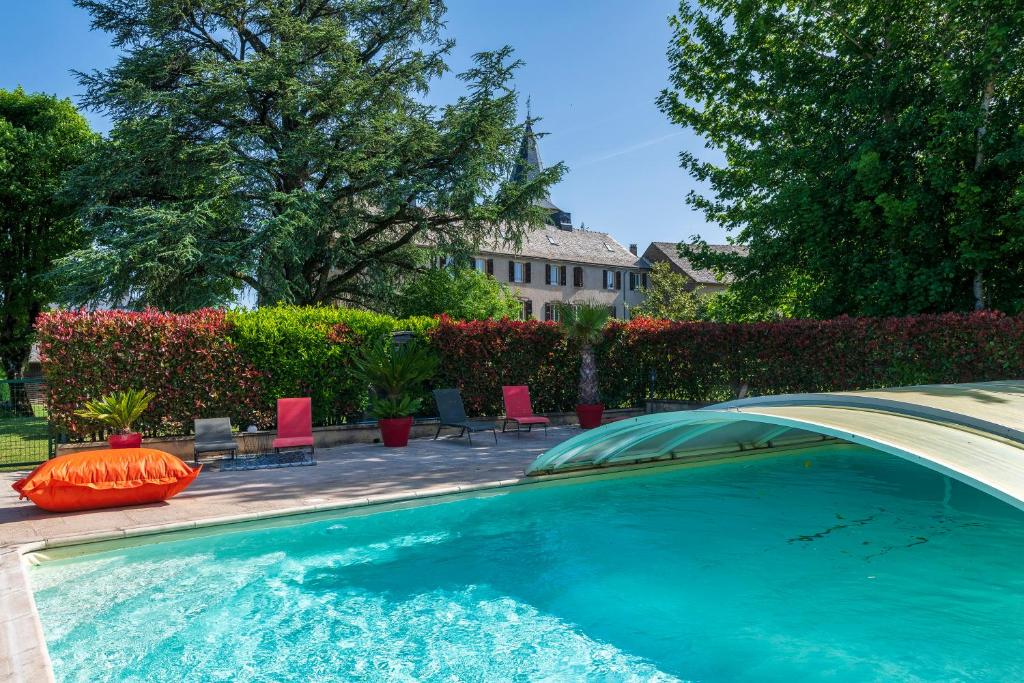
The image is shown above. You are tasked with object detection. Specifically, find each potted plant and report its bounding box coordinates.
[557,301,611,429]
[75,388,156,448]
[353,338,437,447]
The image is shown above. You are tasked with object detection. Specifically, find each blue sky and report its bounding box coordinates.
[0,1,726,249]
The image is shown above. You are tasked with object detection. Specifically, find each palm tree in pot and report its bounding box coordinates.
[556,302,610,429]
[352,337,437,447]
[75,388,156,448]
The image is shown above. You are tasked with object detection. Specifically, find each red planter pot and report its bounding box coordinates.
[108,432,142,449]
[379,416,413,447]
[576,404,605,429]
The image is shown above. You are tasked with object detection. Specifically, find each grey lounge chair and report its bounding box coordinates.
[433,388,498,445]
[193,417,239,465]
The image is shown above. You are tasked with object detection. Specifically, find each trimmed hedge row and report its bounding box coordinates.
[38,309,266,439]
[600,312,1024,404]
[36,308,1024,438]
[38,307,434,437]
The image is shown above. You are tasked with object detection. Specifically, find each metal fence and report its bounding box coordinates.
[0,377,55,469]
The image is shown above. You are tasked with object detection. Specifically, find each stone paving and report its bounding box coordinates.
[0,427,574,549]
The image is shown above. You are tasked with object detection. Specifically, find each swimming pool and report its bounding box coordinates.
[30,447,1024,681]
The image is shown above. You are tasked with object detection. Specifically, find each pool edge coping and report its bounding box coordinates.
[1,442,849,682]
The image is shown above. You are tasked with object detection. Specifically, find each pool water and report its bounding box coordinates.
[31,447,1024,682]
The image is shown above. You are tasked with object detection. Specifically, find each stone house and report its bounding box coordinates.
[642,242,747,294]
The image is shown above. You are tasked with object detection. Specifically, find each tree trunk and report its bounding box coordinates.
[578,345,599,405]
[972,78,995,311]
[973,268,986,311]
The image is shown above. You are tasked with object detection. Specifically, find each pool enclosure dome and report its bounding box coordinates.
[527,381,1024,511]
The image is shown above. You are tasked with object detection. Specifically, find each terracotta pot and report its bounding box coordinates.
[379,416,413,447]
[108,432,142,449]
[576,404,604,429]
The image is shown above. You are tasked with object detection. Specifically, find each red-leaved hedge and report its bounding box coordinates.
[36,308,1024,435]
[429,316,579,416]
[37,309,268,438]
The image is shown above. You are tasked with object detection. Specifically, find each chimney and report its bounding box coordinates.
[629,243,638,255]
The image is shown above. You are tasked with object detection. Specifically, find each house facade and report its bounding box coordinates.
[642,242,747,294]
[470,116,649,320]
[473,227,649,320]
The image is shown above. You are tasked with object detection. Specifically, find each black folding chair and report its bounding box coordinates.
[433,388,498,445]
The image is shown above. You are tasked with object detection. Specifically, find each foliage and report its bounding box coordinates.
[75,388,155,434]
[392,267,522,320]
[225,306,434,424]
[0,88,95,377]
[59,0,563,311]
[604,311,1024,404]
[368,395,423,419]
[631,261,709,321]
[37,308,1024,431]
[556,301,609,404]
[660,0,1024,318]
[352,337,438,418]
[429,316,578,416]
[36,309,266,438]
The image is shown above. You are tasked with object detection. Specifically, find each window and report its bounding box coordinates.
[573,266,584,288]
[545,264,567,286]
[641,272,649,289]
[603,270,618,290]
[508,261,531,284]
[442,255,455,268]
[520,299,533,320]
[629,272,636,291]
[473,258,486,273]
[543,302,562,322]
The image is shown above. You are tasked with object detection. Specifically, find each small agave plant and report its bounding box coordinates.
[75,388,156,448]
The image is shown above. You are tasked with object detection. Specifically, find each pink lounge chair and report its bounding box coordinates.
[272,398,314,453]
[501,385,550,437]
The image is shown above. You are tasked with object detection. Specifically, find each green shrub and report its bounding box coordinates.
[225,306,436,424]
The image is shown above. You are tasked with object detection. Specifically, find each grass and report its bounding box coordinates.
[0,416,50,471]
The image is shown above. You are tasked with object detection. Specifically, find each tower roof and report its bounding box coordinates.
[511,109,567,219]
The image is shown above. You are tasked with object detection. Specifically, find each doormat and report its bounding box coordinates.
[218,451,316,471]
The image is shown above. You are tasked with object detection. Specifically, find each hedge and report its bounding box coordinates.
[226,306,435,425]
[38,307,434,437]
[429,316,579,416]
[37,309,267,439]
[36,308,1024,438]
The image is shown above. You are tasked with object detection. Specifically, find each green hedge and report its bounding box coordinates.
[226,307,435,425]
[36,307,1024,438]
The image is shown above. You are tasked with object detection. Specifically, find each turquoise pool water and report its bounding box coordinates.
[31,447,1024,682]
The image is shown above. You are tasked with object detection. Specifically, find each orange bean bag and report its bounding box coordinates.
[12,448,201,512]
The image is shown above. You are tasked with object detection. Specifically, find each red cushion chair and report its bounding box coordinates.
[12,448,201,513]
[502,385,550,437]
[272,397,314,453]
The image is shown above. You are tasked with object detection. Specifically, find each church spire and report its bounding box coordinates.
[512,106,545,185]
[511,101,573,230]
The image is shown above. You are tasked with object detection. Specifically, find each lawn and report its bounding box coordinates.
[0,416,50,470]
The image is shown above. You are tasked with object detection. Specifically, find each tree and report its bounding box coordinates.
[556,301,609,406]
[631,261,708,320]
[660,0,1024,318]
[0,88,94,377]
[58,0,562,310]
[392,266,522,320]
